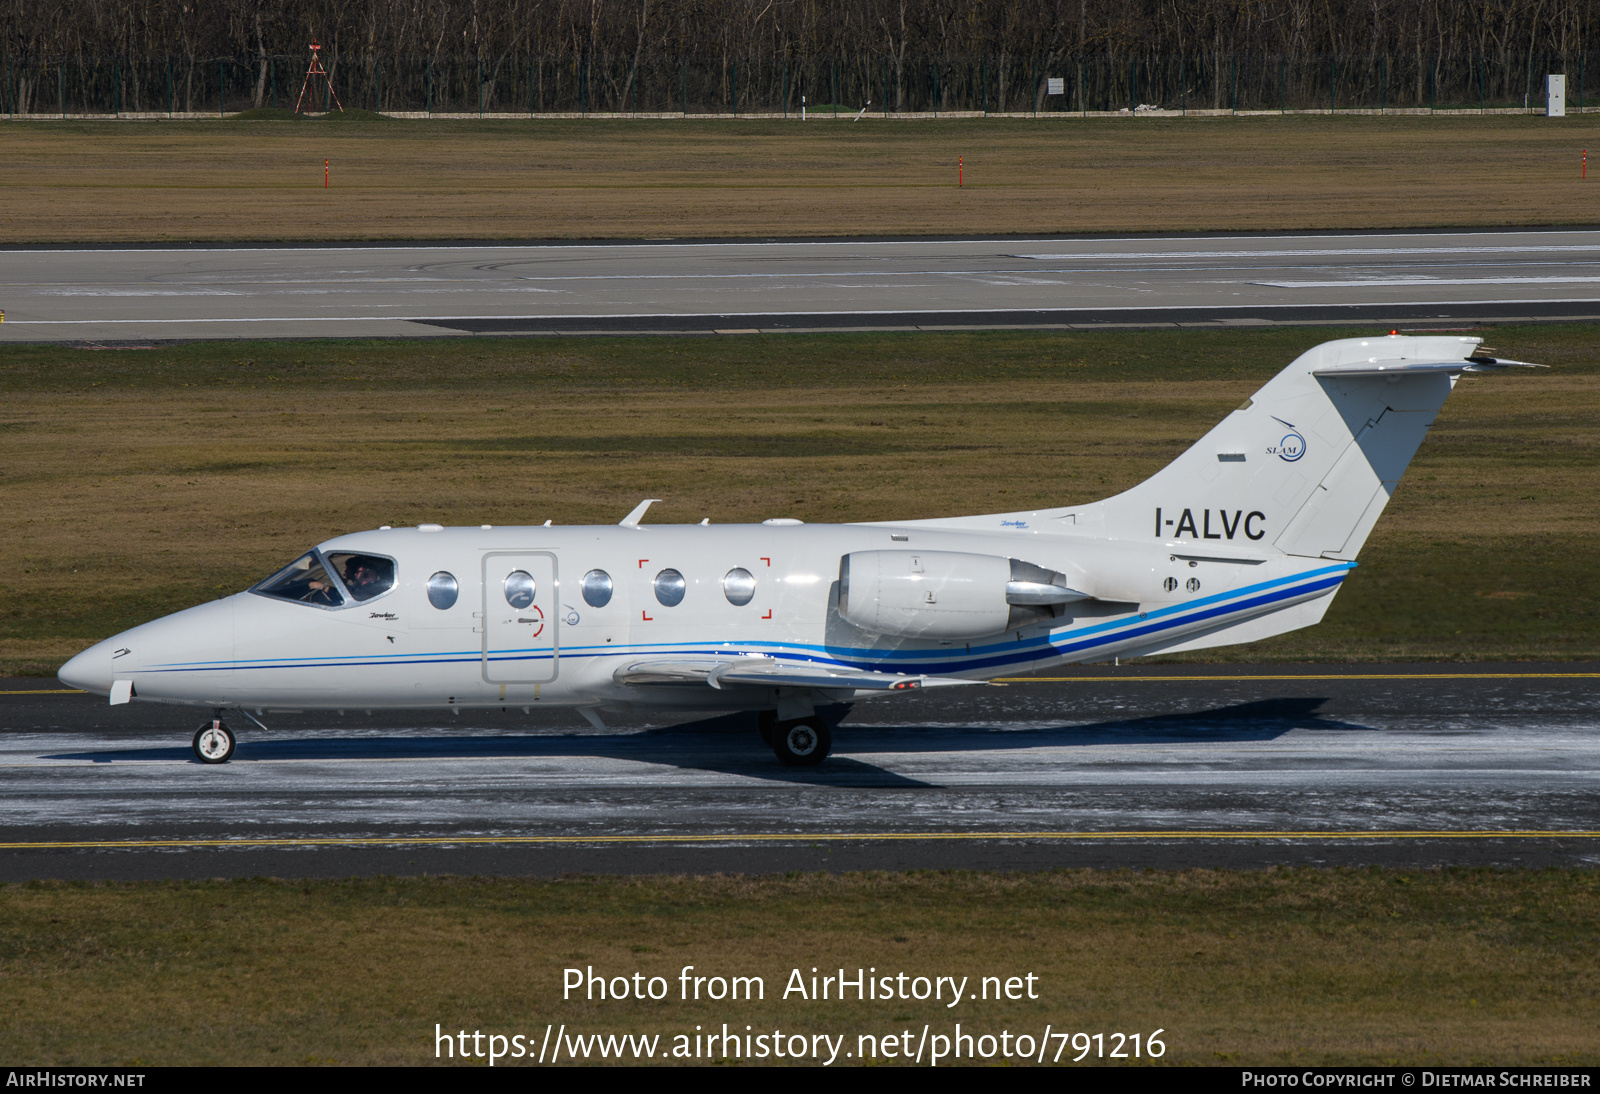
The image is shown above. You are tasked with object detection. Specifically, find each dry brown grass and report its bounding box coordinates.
[1,870,1596,1066]
[5,113,1600,241]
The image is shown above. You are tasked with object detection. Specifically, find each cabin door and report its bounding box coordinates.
[481,552,559,684]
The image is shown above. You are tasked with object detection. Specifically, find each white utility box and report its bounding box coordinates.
[1548,74,1567,117]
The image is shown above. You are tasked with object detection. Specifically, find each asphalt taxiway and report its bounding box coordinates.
[2,663,1597,879]
[5,229,1600,341]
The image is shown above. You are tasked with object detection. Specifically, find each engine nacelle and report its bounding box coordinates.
[838,551,1085,640]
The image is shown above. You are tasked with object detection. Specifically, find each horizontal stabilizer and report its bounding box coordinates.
[1313,357,1546,376]
[612,657,968,692]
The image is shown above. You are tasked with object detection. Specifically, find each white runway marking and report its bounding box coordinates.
[1253,276,1600,288]
[1018,244,1600,260]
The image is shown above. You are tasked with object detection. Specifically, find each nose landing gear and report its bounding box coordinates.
[193,718,236,764]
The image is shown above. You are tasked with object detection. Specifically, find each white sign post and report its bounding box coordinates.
[1548,74,1567,117]
[1046,78,1065,96]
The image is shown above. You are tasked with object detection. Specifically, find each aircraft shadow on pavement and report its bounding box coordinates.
[44,697,1364,787]
[44,710,929,788]
[848,696,1371,754]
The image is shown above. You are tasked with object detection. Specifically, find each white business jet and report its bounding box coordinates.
[59,334,1538,766]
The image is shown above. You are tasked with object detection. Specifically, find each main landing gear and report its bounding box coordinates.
[758,711,832,767]
[193,717,236,764]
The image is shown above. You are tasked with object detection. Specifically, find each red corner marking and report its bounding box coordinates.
[641,611,652,621]
[638,559,649,568]
[759,557,771,566]
[762,609,773,620]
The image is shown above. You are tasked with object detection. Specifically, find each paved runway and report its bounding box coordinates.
[2,664,1597,879]
[5,230,1600,341]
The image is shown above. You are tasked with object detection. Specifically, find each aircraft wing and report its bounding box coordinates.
[612,657,972,692]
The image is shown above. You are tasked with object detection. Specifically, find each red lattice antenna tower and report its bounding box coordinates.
[294,40,343,114]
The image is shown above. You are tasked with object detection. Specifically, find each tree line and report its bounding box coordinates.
[5,0,1594,68]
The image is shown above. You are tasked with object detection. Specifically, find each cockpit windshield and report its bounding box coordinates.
[253,551,346,606]
[252,550,396,608]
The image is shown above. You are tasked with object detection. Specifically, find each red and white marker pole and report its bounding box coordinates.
[958,155,963,188]
[1584,150,1588,179]
[325,158,329,188]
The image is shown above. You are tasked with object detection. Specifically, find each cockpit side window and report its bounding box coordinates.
[325,553,397,602]
[252,551,347,607]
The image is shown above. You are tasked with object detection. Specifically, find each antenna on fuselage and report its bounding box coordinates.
[619,498,661,527]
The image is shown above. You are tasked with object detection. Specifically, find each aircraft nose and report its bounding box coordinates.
[59,640,116,695]
[58,597,239,704]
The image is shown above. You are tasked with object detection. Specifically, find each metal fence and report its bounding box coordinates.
[1,52,1590,116]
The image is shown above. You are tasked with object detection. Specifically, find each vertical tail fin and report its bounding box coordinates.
[1087,335,1541,559]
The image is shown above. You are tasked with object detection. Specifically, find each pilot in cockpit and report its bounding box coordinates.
[303,574,342,605]
[341,556,388,599]
[255,550,395,607]
[305,557,382,605]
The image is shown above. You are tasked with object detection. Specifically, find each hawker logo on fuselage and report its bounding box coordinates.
[1155,507,1266,540]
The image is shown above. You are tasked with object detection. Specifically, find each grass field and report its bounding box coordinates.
[4,113,1600,241]
[2,323,1595,675]
[2,870,1596,1066]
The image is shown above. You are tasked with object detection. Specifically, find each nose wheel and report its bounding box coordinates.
[193,719,236,764]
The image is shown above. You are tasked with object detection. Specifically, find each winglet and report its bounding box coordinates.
[619,499,662,527]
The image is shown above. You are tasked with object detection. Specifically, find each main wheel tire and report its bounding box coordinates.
[193,720,236,764]
[772,717,831,766]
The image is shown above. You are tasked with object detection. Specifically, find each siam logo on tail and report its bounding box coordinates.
[1267,416,1307,462]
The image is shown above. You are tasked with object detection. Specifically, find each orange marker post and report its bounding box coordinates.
[958,155,963,188]
[325,159,329,188]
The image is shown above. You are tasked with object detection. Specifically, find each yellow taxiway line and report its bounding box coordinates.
[0,689,83,695]
[3,830,1599,851]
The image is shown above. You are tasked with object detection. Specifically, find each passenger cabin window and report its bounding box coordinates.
[723,568,756,606]
[582,569,613,608]
[654,568,686,607]
[427,571,459,610]
[253,551,346,607]
[504,570,536,609]
[324,553,397,602]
